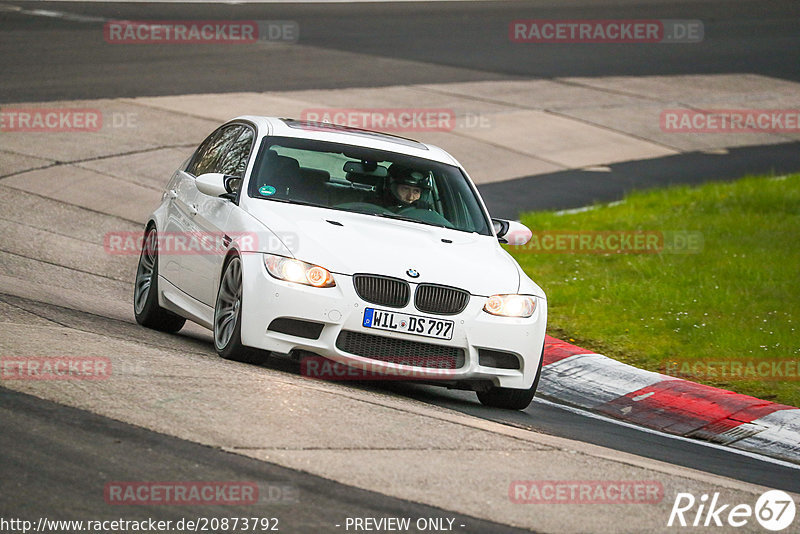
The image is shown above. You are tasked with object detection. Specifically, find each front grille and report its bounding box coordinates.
[414,284,470,315]
[336,330,465,369]
[353,274,409,308]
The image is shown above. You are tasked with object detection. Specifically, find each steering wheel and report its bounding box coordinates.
[396,205,429,215]
[394,207,455,228]
[333,202,393,215]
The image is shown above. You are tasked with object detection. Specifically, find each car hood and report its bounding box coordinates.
[245,201,522,296]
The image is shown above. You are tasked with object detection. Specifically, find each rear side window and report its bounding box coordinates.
[187,125,245,176]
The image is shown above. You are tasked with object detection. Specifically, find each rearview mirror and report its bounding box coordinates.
[342,161,389,185]
[196,173,237,199]
[492,218,532,245]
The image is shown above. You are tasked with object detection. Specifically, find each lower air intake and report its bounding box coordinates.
[335,330,464,369]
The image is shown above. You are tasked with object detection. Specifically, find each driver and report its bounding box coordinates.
[383,164,431,212]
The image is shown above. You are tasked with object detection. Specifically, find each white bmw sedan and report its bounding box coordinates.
[134,116,547,409]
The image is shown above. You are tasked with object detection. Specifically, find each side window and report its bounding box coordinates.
[439,179,468,230]
[188,125,244,177]
[186,131,218,176]
[217,127,254,177]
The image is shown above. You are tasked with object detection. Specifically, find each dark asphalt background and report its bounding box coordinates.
[1,294,798,532]
[2,0,799,101]
[2,0,799,217]
[0,385,533,534]
[2,0,800,529]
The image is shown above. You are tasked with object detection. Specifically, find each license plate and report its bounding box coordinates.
[362,308,454,340]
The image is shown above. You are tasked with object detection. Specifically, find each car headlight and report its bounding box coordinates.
[483,295,536,318]
[263,254,335,288]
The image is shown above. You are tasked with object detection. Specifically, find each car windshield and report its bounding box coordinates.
[247,136,492,235]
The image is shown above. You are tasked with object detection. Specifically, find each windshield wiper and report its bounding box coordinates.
[260,197,322,208]
[259,198,451,230]
[371,212,448,229]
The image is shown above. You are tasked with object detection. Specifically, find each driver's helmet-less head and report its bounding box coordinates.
[387,164,431,206]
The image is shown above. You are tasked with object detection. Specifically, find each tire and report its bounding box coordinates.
[476,347,544,410]
[213,255,267,364]
[133,226,186,333]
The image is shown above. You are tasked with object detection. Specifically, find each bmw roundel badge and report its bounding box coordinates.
[406,269,420,278]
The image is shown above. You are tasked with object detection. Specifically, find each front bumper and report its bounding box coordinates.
[238,253,546,389]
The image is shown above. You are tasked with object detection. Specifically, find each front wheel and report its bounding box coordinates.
[213,255,267,364]
[476,348,544,410]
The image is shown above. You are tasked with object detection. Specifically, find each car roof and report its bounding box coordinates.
[233,116,461,166]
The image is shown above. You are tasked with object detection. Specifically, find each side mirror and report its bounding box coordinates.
[492,218,532,245]
[196,173,238,199]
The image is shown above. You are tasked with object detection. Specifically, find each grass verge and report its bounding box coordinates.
[509,173,800,407]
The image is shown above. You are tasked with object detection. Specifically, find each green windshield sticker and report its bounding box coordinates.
[259,185,277,196]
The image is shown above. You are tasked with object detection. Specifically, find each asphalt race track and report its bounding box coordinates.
[0,386,530,533]
[2,0,800,101]
[1,1,799,532]
[3,0,800,212]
